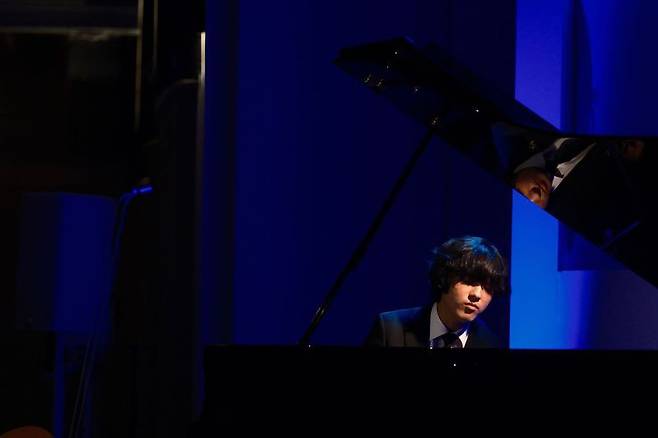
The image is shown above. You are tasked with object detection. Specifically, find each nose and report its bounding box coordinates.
[468,285,482,302]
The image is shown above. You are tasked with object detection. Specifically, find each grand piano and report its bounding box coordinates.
[197,37,658,429]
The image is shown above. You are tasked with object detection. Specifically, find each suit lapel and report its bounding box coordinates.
[464,319,501,348]
[464,320,481,348]
[403,304,433,347]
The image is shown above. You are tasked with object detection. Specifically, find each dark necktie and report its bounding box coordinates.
[431,332,463,349]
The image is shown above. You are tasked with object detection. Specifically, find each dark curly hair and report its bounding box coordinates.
[429,236,508,301]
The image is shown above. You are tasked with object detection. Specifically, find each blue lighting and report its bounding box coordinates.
[510,192,560,348]
[130,184,154,196]
[515,0,569,127]
[510,193,596,349]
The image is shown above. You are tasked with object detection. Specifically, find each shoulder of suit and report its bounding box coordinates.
[470,318,503,347]
[379,306,425,323]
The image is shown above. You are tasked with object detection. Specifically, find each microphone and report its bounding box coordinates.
[130,184,154,196]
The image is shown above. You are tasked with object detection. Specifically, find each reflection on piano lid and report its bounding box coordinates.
[334,37,658,288]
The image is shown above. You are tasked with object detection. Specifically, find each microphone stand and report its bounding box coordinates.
[299,121,439,346]
[68,184,153,438]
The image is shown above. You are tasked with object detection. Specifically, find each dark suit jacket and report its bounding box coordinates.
[365,305,502,348]
[546,143,637,246]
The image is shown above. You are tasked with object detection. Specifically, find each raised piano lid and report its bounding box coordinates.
[334,36,657,288]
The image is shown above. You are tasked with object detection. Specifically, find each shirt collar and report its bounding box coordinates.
[552,142,596,189]
[429,302,469,345]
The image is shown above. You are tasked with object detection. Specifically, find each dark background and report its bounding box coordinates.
[2,0,658,437]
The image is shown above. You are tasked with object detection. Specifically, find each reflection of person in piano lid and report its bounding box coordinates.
[512,137,596,209]
[512,137,646,209]
[365,236,508,348]
[511,136,649,247]
[513,166,552,208]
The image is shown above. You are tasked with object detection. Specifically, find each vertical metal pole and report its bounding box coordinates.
[133,0,144,131]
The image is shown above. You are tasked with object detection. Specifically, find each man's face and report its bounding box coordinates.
[514,167,551,209]
[437,281,493,330]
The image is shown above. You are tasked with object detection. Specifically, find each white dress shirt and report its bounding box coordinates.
[429,302,469,347]
[514,137,596,190]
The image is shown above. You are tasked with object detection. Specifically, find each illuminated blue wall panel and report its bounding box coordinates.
[512,0,568,348]
[512,0,658,349]
[577,0,658,135]
[510,192,559,348]
[515,0,569,128]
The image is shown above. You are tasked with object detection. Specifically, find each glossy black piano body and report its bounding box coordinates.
[197,345,657,429]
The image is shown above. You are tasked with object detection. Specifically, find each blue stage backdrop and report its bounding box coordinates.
[204,0,517,347]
